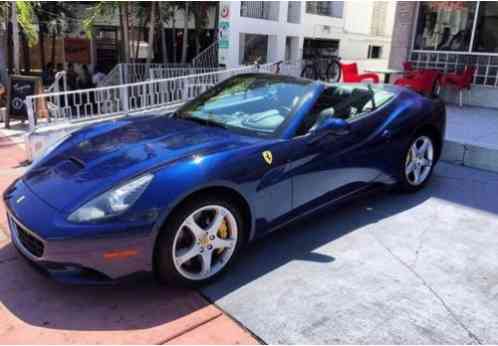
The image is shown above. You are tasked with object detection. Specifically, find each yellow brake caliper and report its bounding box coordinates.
[216,218,229,255]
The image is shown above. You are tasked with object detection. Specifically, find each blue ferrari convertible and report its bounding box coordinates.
[4,73,446,285]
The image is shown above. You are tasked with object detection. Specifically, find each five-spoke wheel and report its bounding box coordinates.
[155,198,243,286]
[399,134,436,192]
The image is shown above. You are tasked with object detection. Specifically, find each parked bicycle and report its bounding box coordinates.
[301,50,342,82]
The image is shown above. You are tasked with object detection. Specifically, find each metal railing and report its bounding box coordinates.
[46,71,68,93]
[240,1,279,21]
[99,63,219,87]
[409,51,498,88]
[25,62,292,132]
[192,40,219,67]
[149,67,225,80]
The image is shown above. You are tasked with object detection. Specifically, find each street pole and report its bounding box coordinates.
[11,2,20,74]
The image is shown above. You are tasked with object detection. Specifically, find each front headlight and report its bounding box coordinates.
[68,174,154,223]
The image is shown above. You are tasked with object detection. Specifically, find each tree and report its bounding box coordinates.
[146,2,157,63]
[181,2,189,63]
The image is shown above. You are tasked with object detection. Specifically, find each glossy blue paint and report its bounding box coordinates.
[3,74,446,283]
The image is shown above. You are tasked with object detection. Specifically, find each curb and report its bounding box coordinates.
[441,139,498,174]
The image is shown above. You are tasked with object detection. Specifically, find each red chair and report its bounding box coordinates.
[341,63,379,84]
[402,61,416,79]
[394,70,442,97]
[441,66,475,107]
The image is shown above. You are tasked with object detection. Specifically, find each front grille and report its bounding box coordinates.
[10,217,44,258]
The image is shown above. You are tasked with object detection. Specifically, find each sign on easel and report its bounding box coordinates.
[6,75,42,128]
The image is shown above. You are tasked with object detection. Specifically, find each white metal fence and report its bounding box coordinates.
[99,63,223,87]
[25,62,297,132]
[192,40,219,68]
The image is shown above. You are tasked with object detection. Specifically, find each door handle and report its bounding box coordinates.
[382,129,392,139]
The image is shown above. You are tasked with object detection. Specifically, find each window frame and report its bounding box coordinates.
[411,1,498,56]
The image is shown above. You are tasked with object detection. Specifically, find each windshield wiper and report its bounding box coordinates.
[181,116,227,129]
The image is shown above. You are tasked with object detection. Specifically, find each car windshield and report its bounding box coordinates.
[174,74,312,135]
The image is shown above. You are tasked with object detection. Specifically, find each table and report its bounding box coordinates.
[364,67,404,84]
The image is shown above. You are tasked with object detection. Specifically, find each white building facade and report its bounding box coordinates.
[218,1,396,68]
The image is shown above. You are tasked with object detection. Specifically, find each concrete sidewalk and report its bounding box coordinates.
[202,161,498,344]
[0,135,258,345]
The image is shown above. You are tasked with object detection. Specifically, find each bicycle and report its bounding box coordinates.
[301,50,342,82]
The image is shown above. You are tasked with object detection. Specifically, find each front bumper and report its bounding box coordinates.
[4,179,157,283]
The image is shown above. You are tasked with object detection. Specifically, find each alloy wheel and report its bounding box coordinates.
[172,205,238,281]
[405,136,434,186]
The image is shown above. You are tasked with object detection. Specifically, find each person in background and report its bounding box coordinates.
[78,64,94,89]
[66,62,79,90]
[41,63,55,87]
[92,65,106,86]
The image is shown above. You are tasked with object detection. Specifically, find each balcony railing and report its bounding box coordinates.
[306,1,343,18]
[240,1,279,21]
[287,2,301,24]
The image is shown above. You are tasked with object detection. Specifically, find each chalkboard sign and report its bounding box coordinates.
[6,75,41,128]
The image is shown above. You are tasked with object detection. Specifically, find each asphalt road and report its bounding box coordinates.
[201,162,498,344]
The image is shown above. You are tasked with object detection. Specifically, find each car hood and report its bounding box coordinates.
[23,115,260,212]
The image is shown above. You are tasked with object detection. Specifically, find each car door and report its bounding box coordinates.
[288,86,391,215]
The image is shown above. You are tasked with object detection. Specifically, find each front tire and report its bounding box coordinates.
[155,197,243,286]
[398,134,436,193]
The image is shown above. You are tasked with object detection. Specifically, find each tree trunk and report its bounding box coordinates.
[6,14,12,73]
[120,3,130,63]
[172,10,176,63]
[38,24,46,68]
[146,2,156,63]
[20,29,30,73]
[50,31,56,65]
[159,3,167,63]
[181,3,189,63]
[11,2,20,73]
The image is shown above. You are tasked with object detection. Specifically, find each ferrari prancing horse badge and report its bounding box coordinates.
[262,151,273,165]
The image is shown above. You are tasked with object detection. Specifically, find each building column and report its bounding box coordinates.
[388,1,417,70]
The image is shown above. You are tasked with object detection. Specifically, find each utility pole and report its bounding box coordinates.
[11,2,20,73]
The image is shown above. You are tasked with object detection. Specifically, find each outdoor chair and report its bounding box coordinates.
[394,69,442,98]
[441,65,475,107]
[341,63,380,84]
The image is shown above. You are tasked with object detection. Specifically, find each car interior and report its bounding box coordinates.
[296,85,394,136]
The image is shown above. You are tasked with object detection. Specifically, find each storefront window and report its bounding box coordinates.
[473,2,498,53]
[413,2,477,51]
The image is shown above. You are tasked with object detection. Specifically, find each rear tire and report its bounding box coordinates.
[397,133,437,193]
[301,65,317,80]
[155,196,244,287]
[326,61,342,82]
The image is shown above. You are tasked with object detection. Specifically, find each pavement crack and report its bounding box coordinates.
[412,225,431,268]
[370,233,483,345]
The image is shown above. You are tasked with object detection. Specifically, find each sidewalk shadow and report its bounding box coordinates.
[0,242,209,332]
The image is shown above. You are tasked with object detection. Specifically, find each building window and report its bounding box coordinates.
[368,45,383,59]
[413,1,477,51]
[473,2,498,53]
[287,1,301,24]
[240,33,268,65]
[240,1,279,21]
[306,1,343,18]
